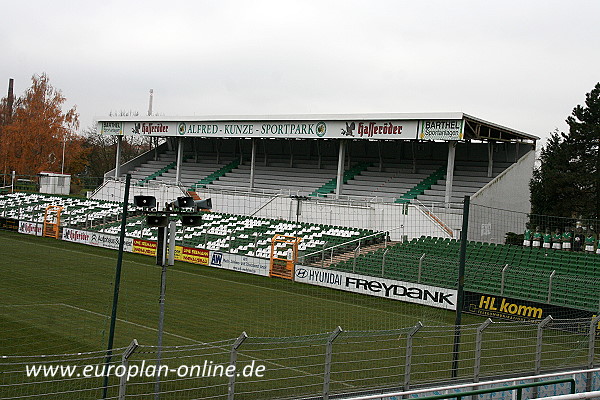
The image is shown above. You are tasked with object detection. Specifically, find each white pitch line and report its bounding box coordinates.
[59,303,200,343]
[1,234,432,322]
[57,303,345,385]
[0,303,65,308]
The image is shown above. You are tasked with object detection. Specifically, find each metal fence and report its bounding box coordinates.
[2,318,599,400]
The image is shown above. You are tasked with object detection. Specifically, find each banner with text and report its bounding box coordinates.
[0,217,19,231]
[62,228,133,252]
[463,291,595,322]
[175,246,210,265]
[132,239,157,256]
[98,119,420,140]
[419,120,464,141]
[18,221,43,236]
[294,265,456,310]
[209,252,270,277]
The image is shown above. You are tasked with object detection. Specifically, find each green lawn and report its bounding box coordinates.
[0,230,462,355]
[0,230,593,400]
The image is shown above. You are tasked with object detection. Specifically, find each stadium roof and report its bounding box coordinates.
[96,112,538,143]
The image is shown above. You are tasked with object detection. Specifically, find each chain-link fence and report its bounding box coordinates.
[1,318,599,400]
[2,181,600,399]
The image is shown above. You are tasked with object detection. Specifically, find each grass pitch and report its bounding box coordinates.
[0,230,461,356]
[0,230,593,399]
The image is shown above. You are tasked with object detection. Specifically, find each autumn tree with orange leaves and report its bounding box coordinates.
[0,74,87,177]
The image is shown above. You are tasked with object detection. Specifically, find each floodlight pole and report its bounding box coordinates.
[154,261,168,399]
[154,220,178,399]
[102,173,131,399]
[451,195,470,379]
[155,223,170,400]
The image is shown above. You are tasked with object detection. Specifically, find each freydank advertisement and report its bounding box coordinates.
[463,291,596,322]
[209,252,269,277]
[294,265,456,310]
[18,221,43,236]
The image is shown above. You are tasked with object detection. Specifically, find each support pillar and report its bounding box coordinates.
[175,137,183,184]
[487,142,494,178]
[249,139,256,190]
[335,140,346,198]
[444,141,457,206]
[114,136,122,178]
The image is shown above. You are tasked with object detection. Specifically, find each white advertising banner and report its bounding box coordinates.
[208,252,270,277]
[294,265,457,310]
[62,228,91,244]
[18,221,43,236]
[419,120,464,141]
[99,120,420,140]
[89,231,133,252]
[62,228,133,252]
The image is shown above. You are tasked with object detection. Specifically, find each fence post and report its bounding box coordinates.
[353,246,359,273]
[228,332,248,400]
[547,270,556,303]
[587,316,600,392]
[404,321,423,391]
[418,253,426,283]
[451,195,470,379]
[533,315,553,398]
[381,248,389,277]
[473,318,492,383]
[501,264,509,295]
[118,339,139,400]
[323,326,343,400]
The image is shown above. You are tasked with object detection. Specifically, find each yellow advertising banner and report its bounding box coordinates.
[175,246,210,265]
[132,239,157,256]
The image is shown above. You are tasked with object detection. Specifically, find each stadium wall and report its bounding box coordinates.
[468,150,535,243]
[470,149,535,212]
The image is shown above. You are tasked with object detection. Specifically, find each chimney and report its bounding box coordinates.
[148,89,153,116]
[6,78,14,123]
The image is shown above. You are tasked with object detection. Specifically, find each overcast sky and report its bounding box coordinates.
[2,0,599,143]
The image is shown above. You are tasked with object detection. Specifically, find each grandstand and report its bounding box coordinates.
[8,113,600,399]
[93,113,537,241]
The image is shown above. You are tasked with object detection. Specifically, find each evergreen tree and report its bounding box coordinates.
[531,83,600,218]
[565,83,600,218]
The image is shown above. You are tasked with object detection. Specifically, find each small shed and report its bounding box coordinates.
[39,172,71,195]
